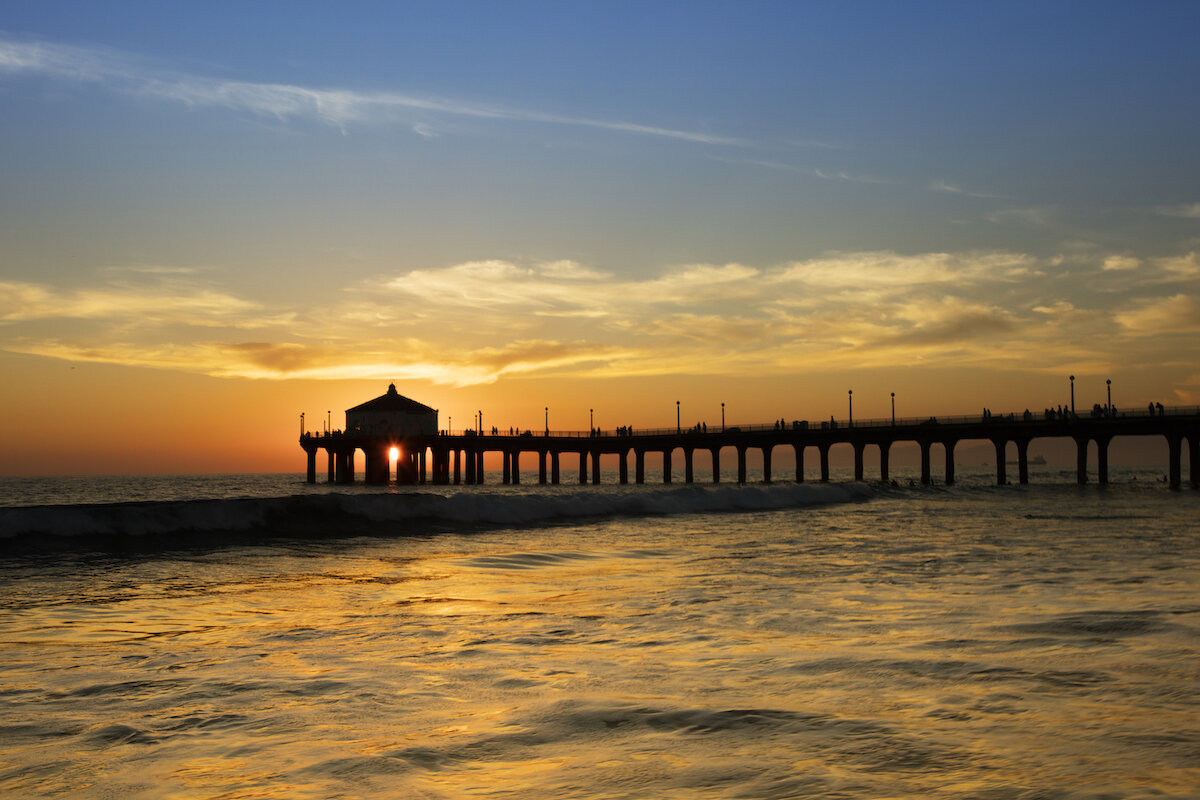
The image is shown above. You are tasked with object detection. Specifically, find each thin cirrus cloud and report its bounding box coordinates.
[0,279,263,324]
[0,35,740,145]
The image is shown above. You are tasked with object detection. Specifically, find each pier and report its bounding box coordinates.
[302,390,1200,490]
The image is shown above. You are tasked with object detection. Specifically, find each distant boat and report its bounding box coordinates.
[1006,455,1047,465]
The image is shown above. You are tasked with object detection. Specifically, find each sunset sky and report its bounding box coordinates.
[2,1,1199,475]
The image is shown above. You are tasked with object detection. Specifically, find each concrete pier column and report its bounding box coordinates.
[453,450,461,485]
[465,450,476,484]
[919,441,930,485]
[327,450,336,482]
[512,451,521,484]
[591,451,601,484]
[993,439,1007,485]
[476,451,485,484]
[579,452,588,484]
[1096,435,1111,485]
[1167,434,1182,491]
[737,446,747,484]
[762,445,772,484]
[305,449,317,483]
[619,451,629,484]
[339,450,355,484]
[795,445,804,483]
[635,449,645,484]
[684,448,694,483]
[944,440,956,486]
[502,451,511,484]
[819,444,830,483]
[852,442,864,482]
[1189,435,1199,488]
[879,442,890,482]
[663,450,672,483]
[418,450,427,484]
[397,452,415,485]
[551,451,560,484]
[712,448,721,483]
[431,449,445,485]
[1075,436,1089,485]
[539,451,548,484]
[1016,439,1029,485]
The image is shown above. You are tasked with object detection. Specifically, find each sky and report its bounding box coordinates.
[1,1,1199,475]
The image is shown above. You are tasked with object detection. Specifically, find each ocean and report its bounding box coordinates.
[1,467,1197,799]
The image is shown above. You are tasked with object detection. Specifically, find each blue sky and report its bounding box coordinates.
[2,1,1199,433]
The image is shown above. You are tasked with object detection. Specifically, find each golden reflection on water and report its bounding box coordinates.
[1,487,1198,798]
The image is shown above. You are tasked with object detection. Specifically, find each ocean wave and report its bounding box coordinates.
[0,482,870,547]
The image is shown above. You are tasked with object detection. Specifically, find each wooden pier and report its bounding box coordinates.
[302,406,1200,490]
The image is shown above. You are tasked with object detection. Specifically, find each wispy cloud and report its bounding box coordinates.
[1155,202,1200,219]
[1115,294,1200,335]
[930,180,1002,199]
[0,279,262,324]
[0,35,740,145]
[814,168,889,184]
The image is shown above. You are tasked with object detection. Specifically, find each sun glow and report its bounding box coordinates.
[389,446,400,463]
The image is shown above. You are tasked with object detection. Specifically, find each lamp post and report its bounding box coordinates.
[545,406,549,436]
[300,412,305,436]
[848,390,853,427]
[1069,375,1075,415]
[1107,379,1112,414]
[327,410,331,434]
[721,402,725,432]
[676,400,681,434]
[478,409,482,435]
[891,392,895,425]
[448,416,451,435]
[590,408,594,434]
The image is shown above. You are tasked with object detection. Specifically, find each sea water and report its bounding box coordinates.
[0,468,1197,799]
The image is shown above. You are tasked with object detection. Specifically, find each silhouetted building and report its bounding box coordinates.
[346,383,437,436]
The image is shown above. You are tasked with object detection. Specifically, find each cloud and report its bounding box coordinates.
[1157,252,1200,281]
[813,168,888,184]
[774,251,1035,288]
[1155,202,1200,219]
[4,250,1199,388]
[0,35,740,145]
[0,279,262,324]
[930,180,1002,199]
[1115,294,1200,335]
[1102,255,1141,271]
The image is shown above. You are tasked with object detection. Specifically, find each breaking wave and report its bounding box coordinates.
[0,482,870,547]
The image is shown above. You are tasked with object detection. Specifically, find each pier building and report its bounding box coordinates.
[301,386,1200,490]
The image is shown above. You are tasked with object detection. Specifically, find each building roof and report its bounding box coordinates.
[346,384,437,415]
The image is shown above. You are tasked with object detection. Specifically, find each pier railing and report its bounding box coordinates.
[303,404,1199,439]
[584,404,1200,438]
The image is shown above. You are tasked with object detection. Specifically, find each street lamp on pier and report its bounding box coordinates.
[1107,379,1112,414]
[478,410,482,435]
[848,390,853,427]
[676,400,681,434]
[1069,375,1075,415]
[327,410,331,434]
[300,412,305,436]
[545,406,549,436]
[590,408,594,434]
[721,402,725,431]
[891,392,895,425]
